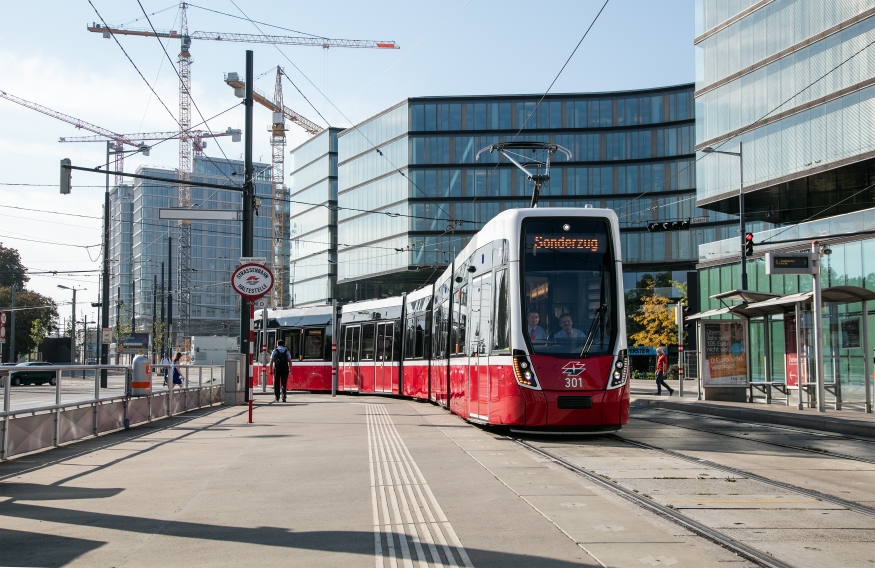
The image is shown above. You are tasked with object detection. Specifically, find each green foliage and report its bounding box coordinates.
[0,287,58,361]
[114,304,132,343]
[0,244,28,289]
[667,364,679,381]
[629,283,678,348]
[152,318,165,355]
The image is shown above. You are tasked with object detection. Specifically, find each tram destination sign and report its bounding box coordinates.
[231,263,274,301]
[765,252,816,275]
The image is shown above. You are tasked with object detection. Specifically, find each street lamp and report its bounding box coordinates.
[58,285,86,365]
[702,143,746,290]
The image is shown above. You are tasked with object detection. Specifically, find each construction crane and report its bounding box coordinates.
[88,2,398,336]
[0,88,148,187]
[59,127,241,159]
[225,67,322,307]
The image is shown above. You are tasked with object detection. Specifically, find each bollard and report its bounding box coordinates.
[129,355,152,396]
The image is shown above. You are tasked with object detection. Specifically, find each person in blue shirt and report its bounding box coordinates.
[552,314,585,339]
[526,309,548,341]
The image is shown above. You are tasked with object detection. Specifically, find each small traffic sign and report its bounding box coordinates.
[231,263,274,301]
[239,257,267,265]
[254,299,268,309]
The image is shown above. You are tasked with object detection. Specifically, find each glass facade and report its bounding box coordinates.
[110,157,272,342]
[336,86,728,301]
[289,128,341,307]
[695,1,875,212]
[694,1,875,409]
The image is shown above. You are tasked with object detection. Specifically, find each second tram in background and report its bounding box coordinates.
[254,207,629,432]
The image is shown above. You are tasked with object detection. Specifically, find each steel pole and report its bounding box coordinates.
[71,288,76,367]
[152,274,157,361]
[863,299,871,414]
[241,50,255,405]
[167,236,173,354]
[9,286,16,364]
[116,287,121,365]
[795,302,805,410]
[739,141,747,291]
[331,299,338,397]
[812,241,826,412]
[676,303,684,397]
[101,142,110,387]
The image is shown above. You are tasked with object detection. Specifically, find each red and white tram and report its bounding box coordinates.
[253,207,629,432]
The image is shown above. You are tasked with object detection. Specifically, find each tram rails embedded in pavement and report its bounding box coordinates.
[252,207,630,432]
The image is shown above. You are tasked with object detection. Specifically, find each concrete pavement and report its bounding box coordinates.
[0,394,752,567]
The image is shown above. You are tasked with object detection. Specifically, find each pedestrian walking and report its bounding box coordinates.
[271,340,291,402]
[171,351,185,389]
[654,347,673,396]
[160,353,171,387]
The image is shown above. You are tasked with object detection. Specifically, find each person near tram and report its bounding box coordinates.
[654,346,674,396]
[526,308,548,341]
[160,353,171,386]
[271,340,292,402]
[171,351,186,388]
[552,313,585,340]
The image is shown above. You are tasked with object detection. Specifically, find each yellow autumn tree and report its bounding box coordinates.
[629,285,677,348]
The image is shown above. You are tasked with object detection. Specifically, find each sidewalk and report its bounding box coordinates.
[630,379,875,438]
[0,394,748,567]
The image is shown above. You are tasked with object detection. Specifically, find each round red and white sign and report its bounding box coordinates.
[231,263,274,301]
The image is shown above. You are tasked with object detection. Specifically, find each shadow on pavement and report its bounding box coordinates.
[0,501,599,567]
[0,528,104,568]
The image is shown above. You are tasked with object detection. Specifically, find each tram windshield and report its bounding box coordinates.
[522,218,616,357]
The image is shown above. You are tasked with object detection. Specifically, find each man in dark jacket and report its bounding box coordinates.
[271,340,291,402]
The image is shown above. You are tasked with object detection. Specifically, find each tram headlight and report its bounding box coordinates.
[608,349,628,389]
[513,354,539,389]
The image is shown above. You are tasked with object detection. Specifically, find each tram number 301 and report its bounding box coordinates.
[565,377,583,388]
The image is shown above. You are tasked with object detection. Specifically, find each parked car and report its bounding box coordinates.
[7,362,57,386]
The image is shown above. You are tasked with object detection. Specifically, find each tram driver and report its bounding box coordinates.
[552,313,585,340]
[526,308,548,341]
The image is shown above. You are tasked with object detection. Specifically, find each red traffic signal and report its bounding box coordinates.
[745,233,755,256]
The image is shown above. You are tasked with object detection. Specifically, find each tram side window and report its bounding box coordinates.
[323,326,332,361]
[303,328,325,360]
[393,321,403,362]
[405,317,416,360]
[434,300,449,359]
[415,316,426,359]
[361,324,375,361]
[282,330,302,361]
[493,268,510,352]
[452,284,468,356]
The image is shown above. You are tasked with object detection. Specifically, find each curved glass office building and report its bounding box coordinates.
[333,85,735,302]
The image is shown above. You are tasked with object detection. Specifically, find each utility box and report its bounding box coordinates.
[224,353,244,406]
[129,354,152,396]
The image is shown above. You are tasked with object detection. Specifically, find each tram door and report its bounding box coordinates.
[375,322,393,392]
[342,326,360,391]
[468,273,492,420]
[467,275,486,419]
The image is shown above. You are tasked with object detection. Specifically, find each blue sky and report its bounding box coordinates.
[0,0,693,316]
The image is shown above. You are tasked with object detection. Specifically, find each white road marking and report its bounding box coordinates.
[366,405,473,568]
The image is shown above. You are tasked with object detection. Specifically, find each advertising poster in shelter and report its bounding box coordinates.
[784,314,798,386]
[701,321,748,386]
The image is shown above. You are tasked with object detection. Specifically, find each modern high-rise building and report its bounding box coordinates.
[333,87,737,302]
[288,127,341,307]
[694,1,875,399]
[109,156,274,349]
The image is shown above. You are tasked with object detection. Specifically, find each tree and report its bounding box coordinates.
[152,318,166,355]
[0,243,28,289]
[628,283,678,348]
[0,288,58,361]
[114,304,132,343]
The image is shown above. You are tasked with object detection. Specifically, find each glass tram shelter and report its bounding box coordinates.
[687,286,875,413]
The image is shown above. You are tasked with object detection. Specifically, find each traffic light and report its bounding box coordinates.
[647,219,691,232]
[745,233,755,256]
[60,158,71,194]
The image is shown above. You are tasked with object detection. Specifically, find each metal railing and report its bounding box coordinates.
[0,364,224,460]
